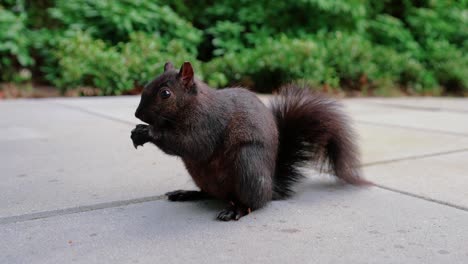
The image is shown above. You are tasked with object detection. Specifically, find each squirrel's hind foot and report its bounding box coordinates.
[217,203,251,221]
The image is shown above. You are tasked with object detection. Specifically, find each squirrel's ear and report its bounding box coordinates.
[178,61,194,89]
[164,61,174,72]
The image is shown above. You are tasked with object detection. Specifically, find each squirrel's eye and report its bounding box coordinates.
[159,89,171,99]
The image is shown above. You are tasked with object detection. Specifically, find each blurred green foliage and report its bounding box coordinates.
[0,0,467,95]
[0,4,33,82]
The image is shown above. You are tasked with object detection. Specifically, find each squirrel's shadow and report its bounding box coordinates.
[295,178,353,193]
[190,199,227,213]
[148,178,365,222]
[118,179,370,244]
[286,177,371,208]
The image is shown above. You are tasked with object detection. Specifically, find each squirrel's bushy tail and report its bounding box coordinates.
[270,84,369,199]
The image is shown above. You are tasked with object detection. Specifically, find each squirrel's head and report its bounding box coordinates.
[135,61,196,128]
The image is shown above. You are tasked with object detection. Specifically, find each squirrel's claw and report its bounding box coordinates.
[217,203,251,221]
[132,139,145,149]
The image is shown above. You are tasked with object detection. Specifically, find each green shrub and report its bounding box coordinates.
[371,46,439,94]
[1,0,467,95]
[188,0,367,34]
[424,40,468,93]
[119,32,203,86]
[49,0,202,53]
[26,29,62,84]
[0,6,33,81]
[205,36,338,91]
[207,21,245,56]
[318,33,375,86]
[183,0,368,62]
[407,6,467,49]
[49,30,203,95]
[367,14,422,57]
[203,32,444,94]
[48,30,130,94]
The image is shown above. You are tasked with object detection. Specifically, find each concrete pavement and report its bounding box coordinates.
[1,96,468,263]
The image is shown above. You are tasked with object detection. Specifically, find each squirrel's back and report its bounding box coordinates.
[215,87,278,150]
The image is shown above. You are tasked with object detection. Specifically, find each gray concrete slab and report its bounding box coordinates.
[364,151,468,210]
[0,100,193,218]
[48,96,141,124]
[344,101,468,136]
[1,181,468,264]
[2,96,468,264]
[356,97,468,112]
[357,123,468,164]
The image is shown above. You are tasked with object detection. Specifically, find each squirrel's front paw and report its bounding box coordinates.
[131,124,151,149]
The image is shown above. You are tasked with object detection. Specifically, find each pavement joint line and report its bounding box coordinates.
[0,195,166,225]
[363,101,468,114]
[3,184,468,226]
[356,120,468,137]
[361,148,468,167]
[51,102,136,127]
[374,184,468,212]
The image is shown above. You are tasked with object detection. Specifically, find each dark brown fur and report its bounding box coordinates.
[131,62,368,221]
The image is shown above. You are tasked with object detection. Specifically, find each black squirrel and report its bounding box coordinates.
[131,61,369,221]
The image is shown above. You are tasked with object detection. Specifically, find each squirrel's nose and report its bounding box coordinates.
[135,109,144,120]
[135,109,150,124]
[134,109,141,119]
